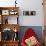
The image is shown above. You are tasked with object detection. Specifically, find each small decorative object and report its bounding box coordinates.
[14,28,17,32]
[10,11,18,15]
[15,0,17,7]
[14,12,18,15]
[10,11,14,15]
[13,28,18,40]
[2,10,9,15]
[30,11,36,15]
[0,10,2,14]
[5,18,8,24]
[9,10,18,15]
[42,3,43,5]
[13,32,18,40]
[23,11,29,15]
[2,16,8,24]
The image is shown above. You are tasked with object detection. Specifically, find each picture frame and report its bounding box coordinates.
[23,11,36,16]
[2,10,9,15]
[23,11,29,15]
[29,11,36,15]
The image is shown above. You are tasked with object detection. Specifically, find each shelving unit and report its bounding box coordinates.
[0,7,19,46]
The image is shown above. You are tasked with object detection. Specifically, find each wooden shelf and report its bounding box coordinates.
[0,7,19,46]
[0,24,20,32]
[2,40,19,42]
[0,7,19,10]
[0,40,19,46]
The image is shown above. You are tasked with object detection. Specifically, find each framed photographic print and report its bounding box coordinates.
[30,11,36,15]
[23,11,29,15]
[2,10,9,15]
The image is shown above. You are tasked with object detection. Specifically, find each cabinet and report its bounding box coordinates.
[0,7,19,24]
[0,41,19,46]
[0,7,19,46]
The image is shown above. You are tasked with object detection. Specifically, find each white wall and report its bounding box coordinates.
[0,0,15,7]
[0,0,44,26]
[18,0,44,26]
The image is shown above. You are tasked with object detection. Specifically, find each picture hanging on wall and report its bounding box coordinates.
[23,11,29,15]
[23,11,36,16]
[2,10,9,15]
[29,11,36,15]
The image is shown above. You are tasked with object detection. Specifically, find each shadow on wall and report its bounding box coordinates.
[18,26,43,44]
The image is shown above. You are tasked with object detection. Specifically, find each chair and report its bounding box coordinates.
[21,28,41,46]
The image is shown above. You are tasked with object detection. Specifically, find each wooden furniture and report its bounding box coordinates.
[44,26,46,46]
[0,7,19,24]
[2,40,19,46]
[43,0,46,26]
[0,7,19,46]
[0,41,2,46]
[43,0,46,45]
